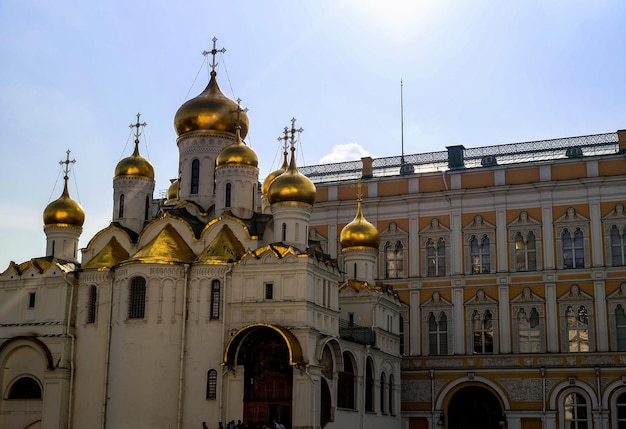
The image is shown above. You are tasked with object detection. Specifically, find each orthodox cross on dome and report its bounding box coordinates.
[59,149,76,179]
[351,176,364,202]
[288,117,303,148]
[129,112,147,144]
[233,98,248,136]
[277,126,289,153]
[203,37,226,74]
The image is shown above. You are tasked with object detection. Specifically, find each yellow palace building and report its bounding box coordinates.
[303,131,626,429]
[1,41,625,429]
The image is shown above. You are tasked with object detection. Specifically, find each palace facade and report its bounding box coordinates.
[1,45,625,429]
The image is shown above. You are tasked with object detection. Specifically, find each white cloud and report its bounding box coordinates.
[318,143,373,164]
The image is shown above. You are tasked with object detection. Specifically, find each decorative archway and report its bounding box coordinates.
[223,324,303,427]
[447,385,504,429]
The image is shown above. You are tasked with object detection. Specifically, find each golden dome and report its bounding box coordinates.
[340,200,380,249]
[174,72,249,138]
[216,128,258,167]
[43,178,85,227]
[114,140,155,180]
[262,148,288,195]
[165,179,179,205]
[267,146,316,206]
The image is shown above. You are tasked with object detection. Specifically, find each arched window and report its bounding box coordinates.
[563,228,585,268]
[118,194,125,218]
[472,309,494,354]
[428,311,448,355]
[225,183,231,208]
[388,373,395,415]
[144,195,150,221]
[616,304,626,351]
[210,280,220,320]
[385,241,403,279]
[616,391,626,428]
[515,231,537,271]
[338,352,356,409]
[566,305,589,352]
[128,277,147,319]
[282,223,287,242]
[427,238,446,277]
[611,225,626,266]
[190,159,200,194]
[206,369,218,400]
[563,392,589,429]
[87,285,97,324]
[365,358,374,412]
[470,235,490,274]
[380,372,387,414]
[8,377,42,399]
[517,307,541,353]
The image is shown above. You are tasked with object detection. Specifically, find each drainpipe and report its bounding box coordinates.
[430,368,436,429]
[177,264,191,429]
[218,263,234,422]
[102,269,115,429]
[541,367,546,429]
[61,272,77,429]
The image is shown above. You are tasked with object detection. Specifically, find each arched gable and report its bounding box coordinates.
[223,323,304,366]
[0,336,54,370]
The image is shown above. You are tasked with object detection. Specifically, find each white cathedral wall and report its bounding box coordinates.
[100,266,186,428]
[182,266,231,426]
[72,272,113,429]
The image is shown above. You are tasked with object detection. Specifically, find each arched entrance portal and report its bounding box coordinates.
[225,325,302,427]
[447,385,503,429]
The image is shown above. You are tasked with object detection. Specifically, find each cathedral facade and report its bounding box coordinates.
[1,46,626,429]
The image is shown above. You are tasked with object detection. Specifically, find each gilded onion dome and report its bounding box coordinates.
[216,127,258,167]
[267,145,316,206]
[339,200,380,249]
[114,139,155,180]
[165,178,179,205]
[174,71,249,138]
[43,176,85,227]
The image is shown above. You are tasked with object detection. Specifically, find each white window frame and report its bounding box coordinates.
[558,285,595,352]
[603,203,626,267]
[420,218,451,277]
[511,287,546,353]
[463,215,496,275]
[559,389,591,429]
[421,292,454,355]
[465,289,498,354]
[508,211,543,272]
[379,222,408,279]
[607,282,626,351]
[555,208,590,270]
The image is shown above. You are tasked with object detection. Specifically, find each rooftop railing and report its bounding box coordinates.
[299,132,619,184]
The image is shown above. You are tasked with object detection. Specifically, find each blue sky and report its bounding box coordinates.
[1,0,625,268]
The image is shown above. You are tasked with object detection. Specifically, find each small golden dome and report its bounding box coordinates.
[165,179,179,205]
[340,200,380,249]
[216,128,258,167]
[174,72,249,138]
[262,148,288,195]
[267,147,316,206]
[43,178,85,227]
[114,141,155,180]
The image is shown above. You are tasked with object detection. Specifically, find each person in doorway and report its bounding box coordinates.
[202,422,209,429]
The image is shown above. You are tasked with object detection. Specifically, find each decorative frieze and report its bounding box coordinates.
[149,266,184,278]
[498,378,543,401]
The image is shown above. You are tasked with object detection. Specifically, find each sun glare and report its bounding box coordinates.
[350,0,440,43]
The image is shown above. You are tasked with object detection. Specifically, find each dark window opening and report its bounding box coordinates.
[129,277,147,319]
[8,377,42,399]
